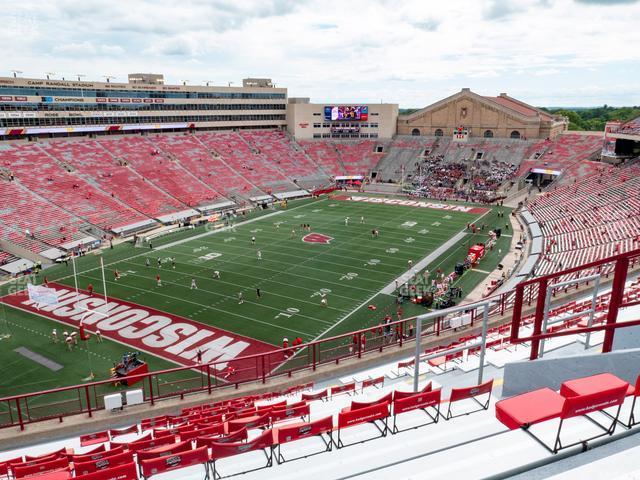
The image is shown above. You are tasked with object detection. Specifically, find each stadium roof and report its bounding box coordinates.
[485,95,554,120]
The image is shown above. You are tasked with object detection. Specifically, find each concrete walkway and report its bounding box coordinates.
[381,230,468,295]
[464,213,526,303]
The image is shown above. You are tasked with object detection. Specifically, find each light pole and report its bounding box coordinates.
[11,70,23,78]
[45,72,56,80]
[103,75,115,83]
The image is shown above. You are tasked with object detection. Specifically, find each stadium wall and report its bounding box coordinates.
[502,347,640,397]
[287,101,398,139]
[397,88,567,139]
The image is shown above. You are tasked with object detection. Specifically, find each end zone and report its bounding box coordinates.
[1,283,285,381]
[332,195,490,215]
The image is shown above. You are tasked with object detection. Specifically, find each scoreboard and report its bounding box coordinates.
[324,105,369,121]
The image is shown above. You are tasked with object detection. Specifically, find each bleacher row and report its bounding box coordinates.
[0,129,614,261]
[0,130,389,255]
[614,116,640,136]
[0,378,490,479]
[2,368,639,480]
[517,134,602,176]
[0,250,18,266]
[527,162,640,279]
[378,277,639,379]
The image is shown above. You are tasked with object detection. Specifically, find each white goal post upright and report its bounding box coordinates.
[70,253,112,381]
[71,252,80,303]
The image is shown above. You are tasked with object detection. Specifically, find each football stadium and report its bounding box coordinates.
[1,1,640,478]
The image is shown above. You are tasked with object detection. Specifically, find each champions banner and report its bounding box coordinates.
[2,284,284,381]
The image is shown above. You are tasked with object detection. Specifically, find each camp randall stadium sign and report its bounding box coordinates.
[1,283,284,380]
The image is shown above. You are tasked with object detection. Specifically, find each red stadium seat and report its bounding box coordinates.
[73,451,133,476]
[335,400,390,448]
[274,416,334,463]
[496,374,629,453]
[139,446,210,479]
[74,461,138,480]
[392,388,442,433]
[208,430,275,478]
[445,378,494,419]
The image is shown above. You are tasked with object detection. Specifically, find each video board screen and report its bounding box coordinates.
[324,105,368,121]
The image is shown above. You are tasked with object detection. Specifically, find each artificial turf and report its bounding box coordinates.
[0,194,512,407]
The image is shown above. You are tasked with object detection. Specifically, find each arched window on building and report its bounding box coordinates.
[483,130,494,138]
[510,130,521,139]
[434,128,444,137]
[411,128,420,136]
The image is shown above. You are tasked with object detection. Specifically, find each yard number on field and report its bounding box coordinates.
[198,252,222,261]
[401,221,417,228]
[275,307,300,319]
[386,247,399,254]
[340,272,358,281]
[310,288,331,298]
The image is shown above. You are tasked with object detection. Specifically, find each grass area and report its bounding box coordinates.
[0,305,202,416]
[0,194,510,403]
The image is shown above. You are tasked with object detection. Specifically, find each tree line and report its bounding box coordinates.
[541,106,640,132]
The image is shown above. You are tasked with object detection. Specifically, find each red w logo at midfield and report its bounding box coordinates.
[302,233,333,244]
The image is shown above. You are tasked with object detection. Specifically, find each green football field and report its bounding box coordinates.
[0,194,513,408]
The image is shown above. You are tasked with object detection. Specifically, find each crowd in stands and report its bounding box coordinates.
[409,155,516,203]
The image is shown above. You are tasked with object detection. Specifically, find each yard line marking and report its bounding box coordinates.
[381,208,494,294]
[30,197,326,293]
[77,273,323,334]
[309,208,495,341]
[163,243,400,279]
[92,261,352,316]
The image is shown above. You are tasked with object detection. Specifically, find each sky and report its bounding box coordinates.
[1,0,639,108]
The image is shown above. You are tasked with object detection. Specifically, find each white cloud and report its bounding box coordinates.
[52,41,97,55]
[0,0,639,106]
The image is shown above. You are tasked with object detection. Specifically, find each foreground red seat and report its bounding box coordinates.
[496,373,629,453]
[445,379,494,419]
[392,388,442,433]
[274,416,333,463]
[139,446,210,480]
[74,451,133,476]
[208,429,274,478]
[335,400,390,448]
